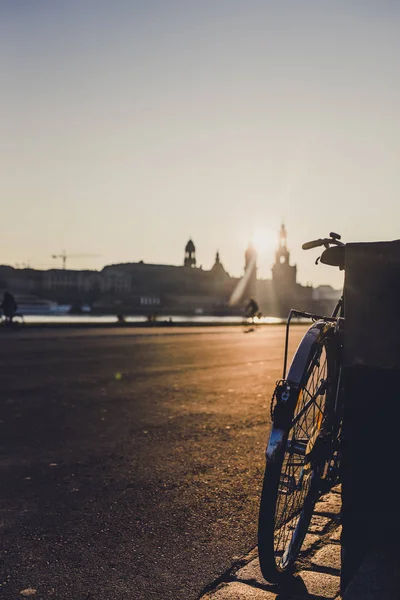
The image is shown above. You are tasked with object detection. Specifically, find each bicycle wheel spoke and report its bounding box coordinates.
[273,341,329,564]
[292,383,327,427]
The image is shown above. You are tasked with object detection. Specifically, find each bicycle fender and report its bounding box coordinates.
[286,321,328,386]
[266,428,288,462]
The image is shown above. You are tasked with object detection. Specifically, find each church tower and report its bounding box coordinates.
[184,239,196,268]
[272,223,297,290]
[275,223,290,266]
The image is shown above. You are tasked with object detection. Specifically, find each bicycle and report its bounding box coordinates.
[257,231,345,583]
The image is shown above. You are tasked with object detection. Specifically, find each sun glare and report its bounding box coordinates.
[252,228,277,255]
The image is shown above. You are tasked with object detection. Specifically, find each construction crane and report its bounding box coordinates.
[51,251,100,270]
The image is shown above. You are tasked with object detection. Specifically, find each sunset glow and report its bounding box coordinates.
[1,2,400,289]
[251,228,278,256]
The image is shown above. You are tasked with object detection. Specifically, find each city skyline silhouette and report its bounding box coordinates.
[2,2,400,289]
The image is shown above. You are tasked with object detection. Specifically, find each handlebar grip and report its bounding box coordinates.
[302,239,324,250]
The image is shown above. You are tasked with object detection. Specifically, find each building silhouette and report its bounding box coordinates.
[184,239,196,268]
[272,223,296,288]
[0,227,340,317]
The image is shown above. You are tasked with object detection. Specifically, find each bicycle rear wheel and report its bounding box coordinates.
[258,323,336,583]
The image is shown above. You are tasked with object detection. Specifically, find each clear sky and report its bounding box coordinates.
[1,1,400,288]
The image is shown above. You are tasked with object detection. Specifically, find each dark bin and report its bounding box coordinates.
[341,240,400,591]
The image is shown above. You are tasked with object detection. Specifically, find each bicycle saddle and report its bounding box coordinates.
[320,246,345,269]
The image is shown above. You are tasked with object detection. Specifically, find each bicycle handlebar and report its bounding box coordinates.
[302,237,345,250]
[302,239,324,250]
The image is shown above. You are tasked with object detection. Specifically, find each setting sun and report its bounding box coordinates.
[251,228,278,255]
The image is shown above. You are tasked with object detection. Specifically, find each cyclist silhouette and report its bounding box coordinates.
[245,297,260,319]
[1,291,18,323]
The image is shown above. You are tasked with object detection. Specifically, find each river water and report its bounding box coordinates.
[19,314,285,325]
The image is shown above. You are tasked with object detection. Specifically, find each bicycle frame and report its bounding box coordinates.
[282,297,344,381]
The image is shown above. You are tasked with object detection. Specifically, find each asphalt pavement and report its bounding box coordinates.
[0,325,307,600]
[200,487,342,600]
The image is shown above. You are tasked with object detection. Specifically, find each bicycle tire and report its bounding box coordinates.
[258,322,337,583]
